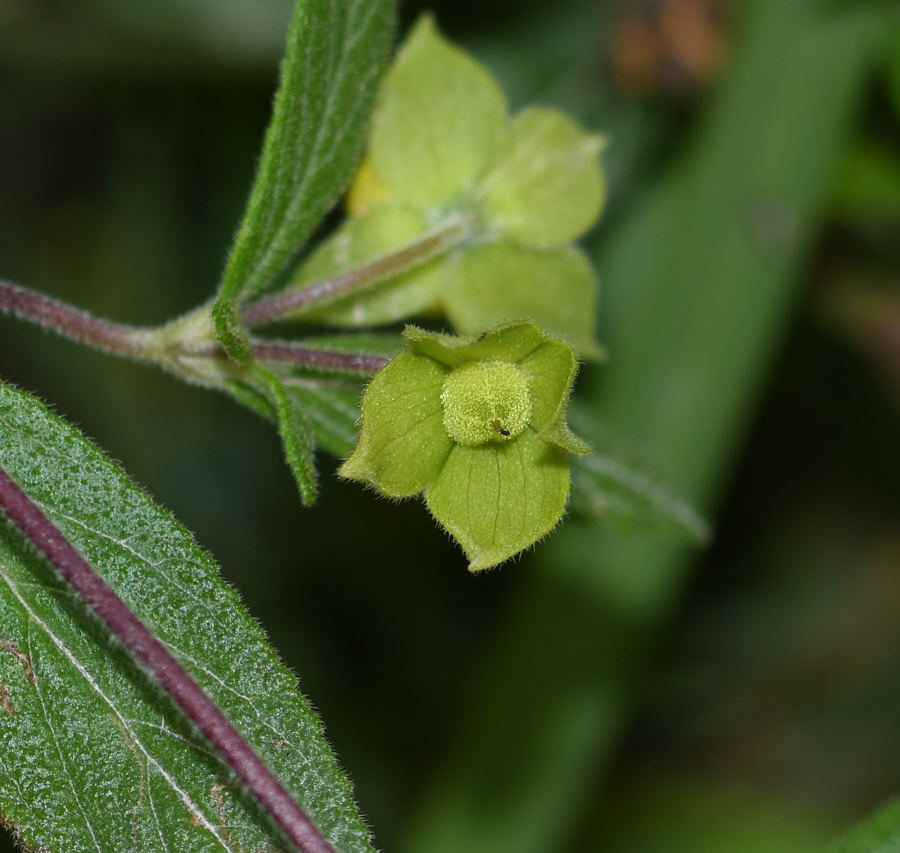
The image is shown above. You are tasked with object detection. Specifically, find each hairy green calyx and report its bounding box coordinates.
[442,361,532,445]
[339,320,590,571]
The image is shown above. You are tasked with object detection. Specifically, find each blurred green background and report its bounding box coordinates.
[3,0,900,851]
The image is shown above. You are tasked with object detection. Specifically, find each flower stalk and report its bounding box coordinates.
[240,213,473,328]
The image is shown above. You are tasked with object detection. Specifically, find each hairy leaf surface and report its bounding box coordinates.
[219,0,395,307]
[0,380,375,853]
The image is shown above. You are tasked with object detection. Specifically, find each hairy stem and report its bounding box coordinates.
[252,342,389,374]
[0,464,335,853]
[241,214,472,328]
[0,278,391,379]
[0,279,160,360]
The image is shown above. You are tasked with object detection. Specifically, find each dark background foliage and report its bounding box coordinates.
[3,0,900,850]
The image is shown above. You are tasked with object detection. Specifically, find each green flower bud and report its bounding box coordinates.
[339,320,589,571]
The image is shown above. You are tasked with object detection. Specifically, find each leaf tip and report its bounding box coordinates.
[212,297,252,364]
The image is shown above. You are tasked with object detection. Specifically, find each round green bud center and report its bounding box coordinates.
[441,361,532,446]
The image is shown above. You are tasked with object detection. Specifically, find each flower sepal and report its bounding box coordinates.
[339,320,588,571]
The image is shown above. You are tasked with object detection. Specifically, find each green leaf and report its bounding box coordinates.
[219,0,395,305]
[290,331,405,359]
[444,242,604,359]
[219,377,278,419]
[424,433,569,572]
[254,365,319,505]
[212,297,252,363]
[338,351,453,497]
[368,15,507,209]
[835,138,900,219]
[283,376,364,457]
[826,797,900,852]
[568,448,710,544]
[566,405,709,542]
[402,2,878,852]
[481,107,606,248]
[0,380,374,853]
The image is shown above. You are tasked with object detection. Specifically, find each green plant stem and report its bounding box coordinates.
[0,462,336,853]
[0,278,160,360]
[0,279,390,377]
[241,214,472,328]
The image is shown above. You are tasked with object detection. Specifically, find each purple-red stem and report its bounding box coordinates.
[0,464,336,853]
[0,279,157,360]
[241,217,470,328]
[250,343,389,374]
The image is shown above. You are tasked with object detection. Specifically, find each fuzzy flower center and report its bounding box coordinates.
[441,361,532,446]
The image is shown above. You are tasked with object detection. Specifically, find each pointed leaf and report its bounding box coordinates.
[368,15,507,209]
[567,409,710,543]
[255,365,319,505]
[283,377,364,458]
[0,380,375,853]
[219,0,395,305]
[425,432,569,572]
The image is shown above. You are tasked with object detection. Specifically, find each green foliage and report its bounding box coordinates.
[567,408,709,543]
[9,0,898,850]
[0,380,374,853]
[255,364,319,505]
[212,297,253,363]
[827,797,900,853]
[339,321,586,571]
[400,3,880,853]
[836,139,900,219]
[284,15,605,358]
[214,0,395,353]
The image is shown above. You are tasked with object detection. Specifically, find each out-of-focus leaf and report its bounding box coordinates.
[827,797,900,852]
[481,107,606,249]
[288,204,445,327]
[0,380,374,853]
[568,413,710,543]
[444,242,602,359]
[215,0,395,350]
[401,3,878,853]
[596,775,837,853]
[835,138,900,219]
